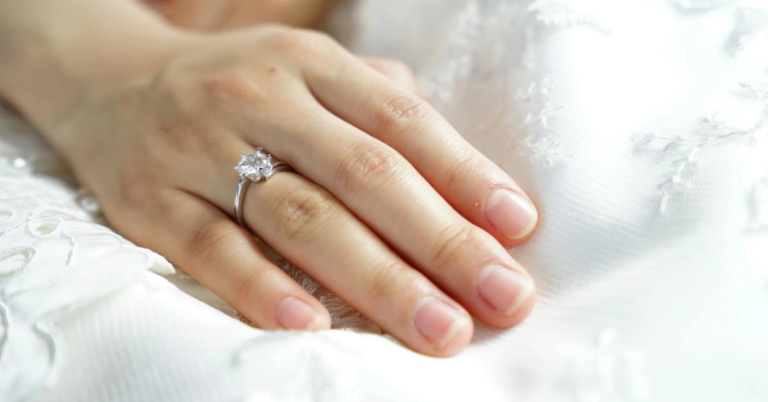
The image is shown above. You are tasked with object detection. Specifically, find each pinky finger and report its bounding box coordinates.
[138,189,331,331]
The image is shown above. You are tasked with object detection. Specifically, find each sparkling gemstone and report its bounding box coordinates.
[11,157,28,168]
[234,148,274,181]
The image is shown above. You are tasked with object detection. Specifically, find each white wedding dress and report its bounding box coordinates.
[2,0,768,401]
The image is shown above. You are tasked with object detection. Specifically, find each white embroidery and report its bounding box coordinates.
[419,1,484,107]
[68,180,379,333]
[633,112,755,214]
[528,0,610,31]
[420,1,601,167]
[234,332,361,401]
[739,79,768,100]
[0,168,173,402]
[668,0,732,13]
[725,6,768,55]
[748,174,768,231]
[635,60,768,214]
[564,328,651,402]
[506,79,572,166]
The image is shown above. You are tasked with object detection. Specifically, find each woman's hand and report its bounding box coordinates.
[0,1,538,356]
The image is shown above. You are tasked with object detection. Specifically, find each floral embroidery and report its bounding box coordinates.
[505,79,571,166]
[634,51,768,215]
[418,1,484,108]
[0,168,173,402]
[633,111,757,214]
[421,0,585,167]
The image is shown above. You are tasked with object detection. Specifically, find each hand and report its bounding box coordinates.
[41,26,539,357]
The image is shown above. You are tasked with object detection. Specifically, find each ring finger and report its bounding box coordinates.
[200,146,474,356]
[233,100,536,329]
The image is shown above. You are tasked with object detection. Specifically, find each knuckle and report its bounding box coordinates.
[264,29,307,49]
[446,151,483,195]
[336,141,403,195]
[431,222,476,269]
[266,28,337,56]
[374,93,431,137]
[301,30,337,47]
[187,220,242,275]
[381,59,413,77]
[150,55,275,112]
[373,59,415,84]
[199,67,269,105]
[234,268,262,307]
[120,169,159,205]
[149,55,197,94]
[365,259,410,303]
[274,188,341,242]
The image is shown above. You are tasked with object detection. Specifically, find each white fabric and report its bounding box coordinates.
[2,0,768,401]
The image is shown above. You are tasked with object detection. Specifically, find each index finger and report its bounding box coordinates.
[305,55,538,247]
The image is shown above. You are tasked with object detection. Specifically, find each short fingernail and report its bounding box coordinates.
[478,265,535,316]
[414,297,471,349]
[485,188,538,240]
[277,297,321,331]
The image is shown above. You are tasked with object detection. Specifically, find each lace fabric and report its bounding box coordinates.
[2,0,768,401]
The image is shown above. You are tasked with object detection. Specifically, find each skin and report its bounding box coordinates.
[0,0,539,357]
[143,0,338,30]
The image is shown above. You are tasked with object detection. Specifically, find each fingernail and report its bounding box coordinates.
[478,265,535,316]
[485,188,538,240]
[277,297,320,331]
[414,297,471,349]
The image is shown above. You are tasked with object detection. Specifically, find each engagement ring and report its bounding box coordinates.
[234,148,292,228]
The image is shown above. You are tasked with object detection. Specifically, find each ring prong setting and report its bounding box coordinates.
[235,147,274,182]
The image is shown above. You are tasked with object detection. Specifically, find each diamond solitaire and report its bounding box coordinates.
[234,148,274,181]
[233,148,292,227]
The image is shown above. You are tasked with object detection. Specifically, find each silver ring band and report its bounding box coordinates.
[233,148,293,228]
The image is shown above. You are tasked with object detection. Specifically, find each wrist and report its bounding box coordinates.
[0,0,191,131]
